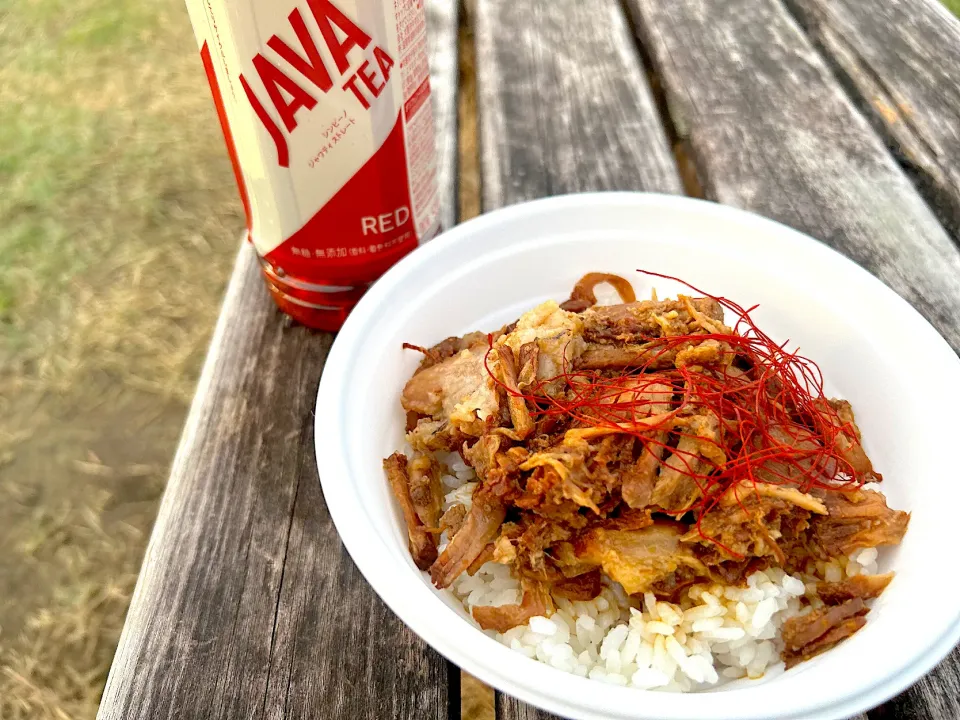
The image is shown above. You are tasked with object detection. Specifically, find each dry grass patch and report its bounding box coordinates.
[0,0,243,716]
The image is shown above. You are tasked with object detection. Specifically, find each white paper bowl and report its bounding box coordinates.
[315,193,960,720]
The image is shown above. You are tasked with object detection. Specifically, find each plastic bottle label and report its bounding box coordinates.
[186,0,440,287]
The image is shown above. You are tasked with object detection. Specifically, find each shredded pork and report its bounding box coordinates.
[384,272,909,671]
[782,598,869,667]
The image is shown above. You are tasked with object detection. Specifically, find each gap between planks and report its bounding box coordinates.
[615,0,704,199]
[457,1,495,719]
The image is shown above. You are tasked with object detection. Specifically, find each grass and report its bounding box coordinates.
[944,0,960,17]
[0,0,243,717]
[0,0,241,393]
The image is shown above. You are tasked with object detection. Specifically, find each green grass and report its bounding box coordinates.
[0,0,244,387]
[944,0,960,16]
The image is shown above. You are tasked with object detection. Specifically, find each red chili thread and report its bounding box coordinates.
[480,271,868,557]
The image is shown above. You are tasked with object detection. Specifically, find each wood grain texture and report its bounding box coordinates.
[625,0,960,354]
[427,0,460,232]
[261,374,448,720]
[786,0,960,239]
[870,666,960,720]
[98,2,461,716]
[495,694,564,720]
[474,0,682,210]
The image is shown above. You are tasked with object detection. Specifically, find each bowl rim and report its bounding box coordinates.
[315,192,960,720]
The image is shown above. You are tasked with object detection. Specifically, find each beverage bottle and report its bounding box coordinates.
[184,0,441,330]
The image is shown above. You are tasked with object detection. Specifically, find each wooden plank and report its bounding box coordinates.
[625,0,960,355]
[474,1,679,716]
[261,361,449,720]
[870,666,960,720]
[97,3,460,718]
[495,694,564,720]
[427,0,460,232]
[786,0,960,239]
[474,0,682,210]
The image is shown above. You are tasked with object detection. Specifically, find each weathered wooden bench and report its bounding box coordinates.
[99,1,960,718]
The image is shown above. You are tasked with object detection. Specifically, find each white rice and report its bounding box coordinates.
[433,456,883,692]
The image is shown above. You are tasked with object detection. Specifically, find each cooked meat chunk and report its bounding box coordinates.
[674,339,724,368]
[583,379,673,510]
[577,342,679,370]
[824,399,876,478]
[402,346,486,417]
[727,481,827,514]
[466,543,496,575]
[518,439,605,516]
[462,434,523,503]
[681,481,825,563]
[383,453,437,570]
[650,435,704,514]
[513,433,640,525]
[575,523,706,595]
[405,331,488,371]
[511,517,572,580]
[551,569,603,601]
[581,297,724,344]
[756,424,838,488]
[439,503,467,539]
[816,572,894,606]
[647,564,704,602]
[651,413,725,515]
[406,418,461,452]
[785,616,867,669]
[402,346,499,439]
[545,541,597,579]
[810,490,910,557]
[430,493,506,588]
[700,557,757,586]
[494,345,534,440]
[621,446,660,509]
[577,377,673,425]
[783,597,866,651]
[495,300,585,396]
[782,598,869,668]
[603,507,655,532]
[463,434,504,479]
[472,579,552,633]
[408,452,443,530]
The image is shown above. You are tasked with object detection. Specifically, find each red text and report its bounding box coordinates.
[240,0,395,167]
